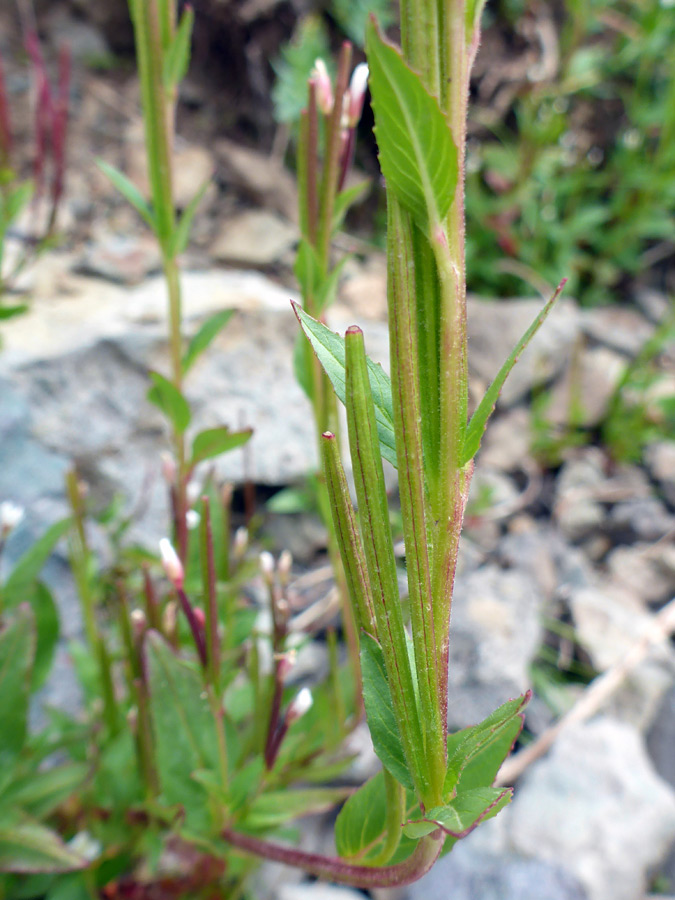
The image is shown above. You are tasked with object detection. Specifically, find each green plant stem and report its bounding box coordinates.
[316,43,352,268]
[320,431,376,635]
[222,828,443,888]
[367,769,406,865]
[200,495,220,688]
[65,470,120,736]
[345,326,431,805]
[387,198,445,802]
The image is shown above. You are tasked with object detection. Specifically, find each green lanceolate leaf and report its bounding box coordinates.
[96,160,156,232]
[28,582,60,691]
[466,0,489,39]
[189,426,252,468]
[168,176,212,257]
[402,786,512,840]
[242,787,351,831]
[145,632,222,831]
[147,371,191,434]
[445,693,529,795]
[462,281,565,465]
[2,518,71,610]
[360,633,413,790]
[0,817,87,874]
[0,606,34,766]
[366,19,457,230]
[1,763,89,820]
[182,309,234,375]
[333,180,370,232]
[0,304,28,320]
[294,304,397,467]
[335,770,388,859]
[162,4,194,89]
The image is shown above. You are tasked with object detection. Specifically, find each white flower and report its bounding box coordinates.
[346,63,369,126]
[0,501,24,537]
[287,687,313,722]
[186,509,201,530]
[159,538,184,589]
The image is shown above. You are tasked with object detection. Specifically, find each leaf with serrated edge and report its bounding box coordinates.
[366,19,456,229]
[294,303,397,467]
[361,633,413,790]
[462,281,566,465]
[445,693,529,794]
[335,771,388,859]
[403,787,512,839]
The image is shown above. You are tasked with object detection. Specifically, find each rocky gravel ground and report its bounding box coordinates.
[1,4,674,899]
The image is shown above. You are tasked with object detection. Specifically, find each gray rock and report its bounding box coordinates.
[478,408,534,472]
[645,441,675,508]
[447,565,544,729]
[606,545,675,606]
[545,345,626,428]
[647,685,675,787]
[466,296,580,407]
[279,884,366,900]
[402,843,588,900]
[0,268,316,546]
[554,451,606,541]
[580,306,654,358]
[507,718,675,900]
[607,496,675,543]
[211,209,297,267]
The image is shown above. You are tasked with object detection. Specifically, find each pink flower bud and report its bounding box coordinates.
[311,58,334,116]
[346,63,369,127]
[159,538,184,589]
[161,452,176,484]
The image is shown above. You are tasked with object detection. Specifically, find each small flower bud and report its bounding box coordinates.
[259,551,275,585]
[286,687,313,723]
[278,549,293,585]
[346,63,369,127]
[186,509,200,530]
[311,58,334,116]
[163,600,178,639]
[0,501,24,538]
[193,606,206,630]
[186,481,200,506]
[161,452,177,484]
[276,648,297,681]
[159,538,184,589]
[233,526,248,560]
[130,608,147,640]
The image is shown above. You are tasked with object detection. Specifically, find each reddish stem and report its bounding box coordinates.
[222,828,443,888]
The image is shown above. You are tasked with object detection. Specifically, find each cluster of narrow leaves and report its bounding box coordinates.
[335,692,528,862]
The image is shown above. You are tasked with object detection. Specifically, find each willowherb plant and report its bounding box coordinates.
[0,0,568,894]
